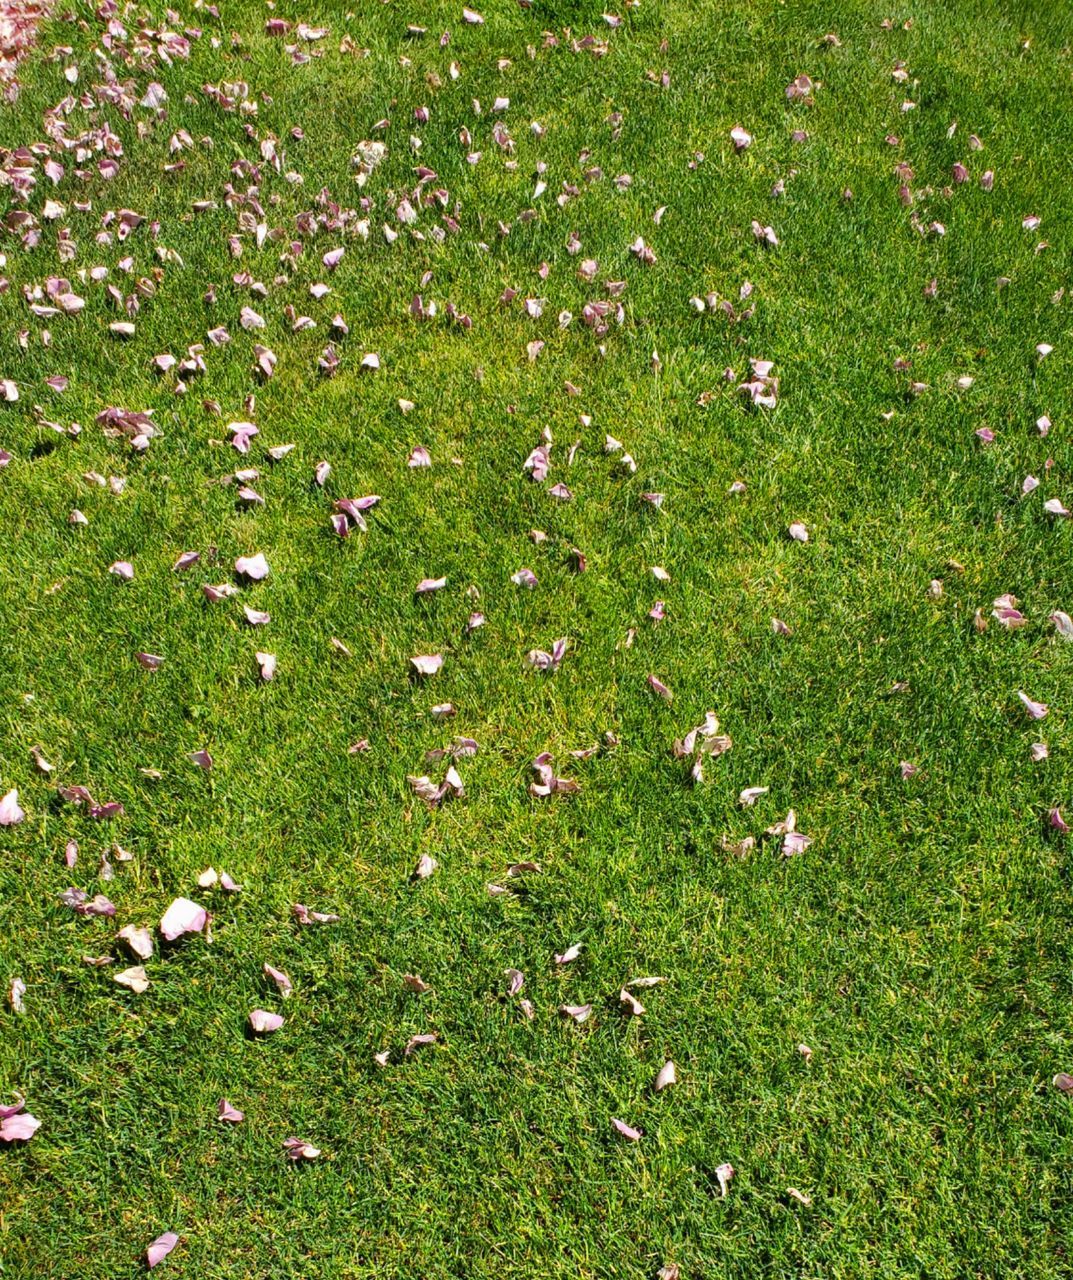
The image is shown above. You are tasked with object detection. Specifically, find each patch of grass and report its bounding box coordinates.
[0,0,1072,1276]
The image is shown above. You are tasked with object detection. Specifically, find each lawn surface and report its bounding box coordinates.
[1,0,1072,1276]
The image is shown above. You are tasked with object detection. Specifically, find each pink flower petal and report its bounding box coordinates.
[654,1060,677,1091]
[217,1098,244,1123]
[0,1110,40,1142]
[1017,690,1049,720]
[146,1233,179,1269]
[283,1136,321,1159]
[235,553,270,581]
[647,674,673,702]
[248,1008,283,1034]
[159,897,208,941]
[0,788,25,826]
[263,963,293,997]
[611,1117,642,1141]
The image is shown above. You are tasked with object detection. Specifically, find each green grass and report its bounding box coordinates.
[1,0,1072,1275]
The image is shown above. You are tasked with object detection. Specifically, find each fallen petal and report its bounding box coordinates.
[654,1060,677,1091]
[146,1233,179,1269]
[160,897,208,940]
[248,1009,284,1034]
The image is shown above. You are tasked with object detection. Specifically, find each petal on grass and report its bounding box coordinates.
[248,1009,284,1033]
[654,1060,677,1091]
[160,897,208,940]
[114,965,150,993]
[235,553,270,581]
[146,1233,179,1268]
[0,789,25,826]
[283,1137,321,1159]
[263,963,293,997]
[117,926,154,960]
[1017,690,1049,720]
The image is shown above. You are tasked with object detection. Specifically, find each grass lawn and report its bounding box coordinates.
[1,0,1072,1274]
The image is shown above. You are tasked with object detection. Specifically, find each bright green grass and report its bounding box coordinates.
[1,0,1072,1275]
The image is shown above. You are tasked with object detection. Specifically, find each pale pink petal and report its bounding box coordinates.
[235,553,270,580]
[0,789,25,826]
[782,831,813,856]
[647,674,673,702]
[0,1109,40,1142]
[414,853,438,879]
[619,988,645,1016]
[611,1117,642,1141]
[117,925,154,960]
[283,1136,321,1159]
[1017,690,1049,720]
[217,1098,244,1123]
[146,1233,179,1268]
[411,654,443,676]
[248,1008,283,1033]
[654,1060,677,1091]
[159,897,208,940]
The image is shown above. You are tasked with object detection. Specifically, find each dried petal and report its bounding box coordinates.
[114,965,149,994]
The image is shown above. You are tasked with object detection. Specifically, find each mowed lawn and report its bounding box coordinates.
[1,0,1072,1275]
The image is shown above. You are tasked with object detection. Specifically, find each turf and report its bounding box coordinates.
[1,0,1072,1276]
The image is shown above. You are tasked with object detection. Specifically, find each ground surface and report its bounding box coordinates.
[0,1,1072,1277]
